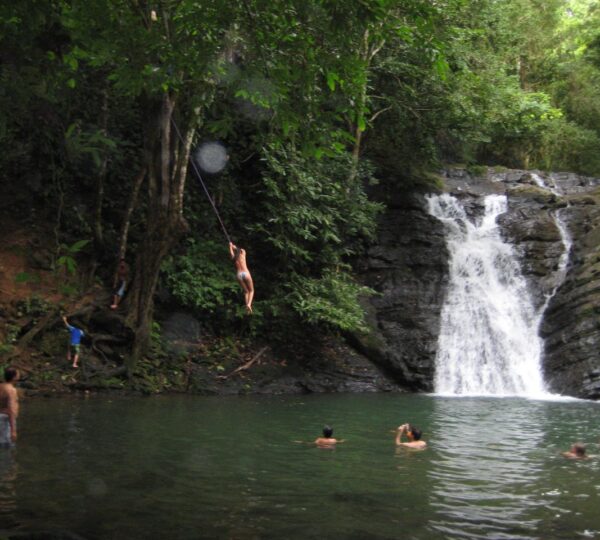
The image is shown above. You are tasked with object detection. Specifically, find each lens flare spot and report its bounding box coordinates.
[195,142,228,174]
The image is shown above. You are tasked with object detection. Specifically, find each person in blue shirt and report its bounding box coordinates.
[63,316,84,368]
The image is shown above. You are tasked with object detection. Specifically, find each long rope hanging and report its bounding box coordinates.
[169,116,232,244]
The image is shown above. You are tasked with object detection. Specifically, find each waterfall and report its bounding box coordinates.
[427,194,547,396]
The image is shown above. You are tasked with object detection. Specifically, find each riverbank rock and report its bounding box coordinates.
[176,336,402,396]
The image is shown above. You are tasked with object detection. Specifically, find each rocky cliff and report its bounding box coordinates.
[352,189,449,391]
[355,168,600,399]
[538,177,600,399]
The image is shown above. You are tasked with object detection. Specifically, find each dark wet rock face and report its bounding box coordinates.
[352,192,449,391]
[539,186,600,398]
[185,337,402,396]
[496,179,566,310]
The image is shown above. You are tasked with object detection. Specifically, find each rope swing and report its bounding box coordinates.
[169,116,232,244]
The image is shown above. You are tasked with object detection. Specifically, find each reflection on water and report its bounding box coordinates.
[0,448,17,529]
[428,397,600,540]
[429,398,548,538]
[5,395,600,539]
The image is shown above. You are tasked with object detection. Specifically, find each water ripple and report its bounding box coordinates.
[427,397,559,539]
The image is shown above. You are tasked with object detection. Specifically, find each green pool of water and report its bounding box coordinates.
[1,393,599,539]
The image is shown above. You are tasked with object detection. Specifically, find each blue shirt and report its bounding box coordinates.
[67,324,84,345]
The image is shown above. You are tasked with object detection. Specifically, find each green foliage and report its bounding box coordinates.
[534,117,600,175]
[162,239,239,313]
[5,0,600,358]
[150,321,163,352]
[64,122,117,168]
[466,165,487,177]
[39,332,65,358]
[286,270,375,332]
[16,295,51,318]
[247,145,381,332]
[56,239,90,275]
[0,322,19,356]
[254,145,381,269]
[14,272,40,284]
[59,284,78,297]
[406,0,600,175]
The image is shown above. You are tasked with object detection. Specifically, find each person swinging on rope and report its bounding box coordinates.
[229,241,254,313]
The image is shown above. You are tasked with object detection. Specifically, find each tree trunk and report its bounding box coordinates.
[348,29,384,184]
[125,93,196,373]
[93,88,110,255]
[117,165,146,259]
[127,216,175,371]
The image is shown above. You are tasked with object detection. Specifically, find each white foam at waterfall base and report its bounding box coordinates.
[427,193,547,397]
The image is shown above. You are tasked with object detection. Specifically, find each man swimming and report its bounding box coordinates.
[395,423,427,449]
[229,241,254,313]
[562,443,587,459]
[0,367,20,446]
[315,425,344,447]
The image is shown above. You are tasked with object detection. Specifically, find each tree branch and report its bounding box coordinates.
[369,105,393,123]
[217,347,268,379]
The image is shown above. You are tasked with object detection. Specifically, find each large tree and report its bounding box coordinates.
[63,0,239,368]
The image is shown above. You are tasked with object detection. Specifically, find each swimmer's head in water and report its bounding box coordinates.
[4,367,19,382]
[572,443,586,456]
[323,425,333,438]
[408,425,422,441]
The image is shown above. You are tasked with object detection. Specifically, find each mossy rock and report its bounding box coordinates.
[466,164,488,177]
[507,184,557,205]
[583,228,600,250]
[568,195,598,206]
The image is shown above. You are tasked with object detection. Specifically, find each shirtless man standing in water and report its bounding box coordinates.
[0,367,20,446]
[229,242,254,313]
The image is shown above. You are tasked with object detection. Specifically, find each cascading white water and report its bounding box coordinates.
[427,194,547,396]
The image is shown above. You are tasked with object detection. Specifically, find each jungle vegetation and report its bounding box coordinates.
[1,0,599,370]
